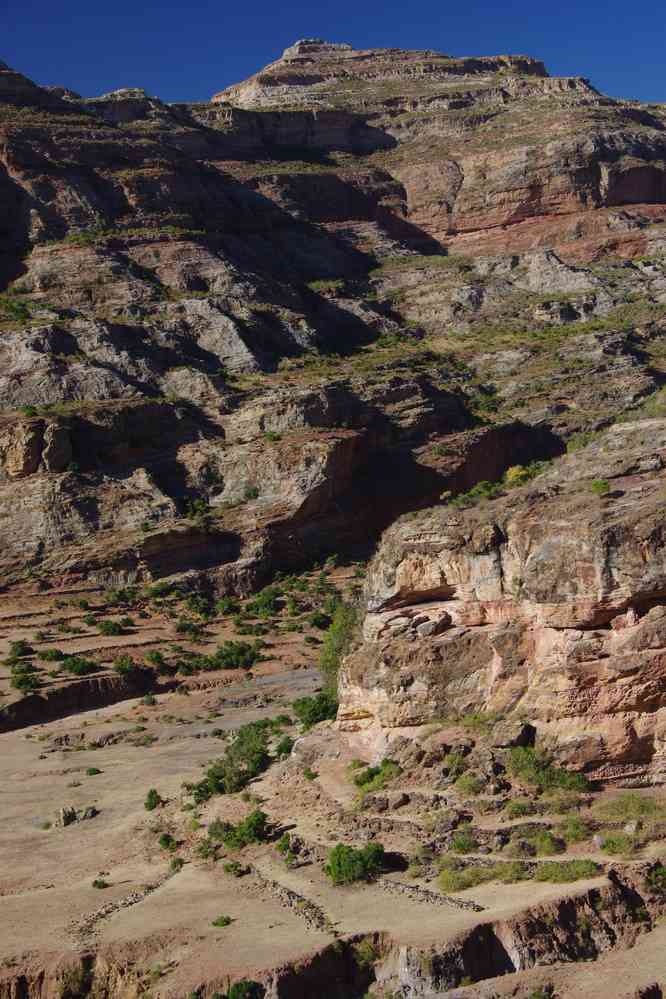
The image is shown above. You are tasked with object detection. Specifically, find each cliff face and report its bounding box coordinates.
[339,420,666,782]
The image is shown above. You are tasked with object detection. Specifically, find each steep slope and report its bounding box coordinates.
[1,42,666,594]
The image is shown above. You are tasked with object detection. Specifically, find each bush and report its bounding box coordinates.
[543,789,585,813]
[276,736,294,757]
[450,824,478,854]
[92,878,110,889]
[324,842,385,885]
[159,833,176,851]
[223,861,245,877]
[208,809,269,850]
[293,691,338,729]
[534,860,600,883]
[443,751,468,778]
[505,798,537,819]
[594,791,664,822]
[61,656,98,676]
[455,773,483,797]
[228,983,264,999]
[212,914,232,927]
[175,618,204,639]
[438,859,488,892]
[98,620,124,636]
[211,640,263,670]
[40,648,65,662]
[645,862,666,894]
[11,671,40,692]
[216,596,240,615]
[319,601,357,693]
[438,859,530,893]
[9,640,32,658]
[601,833,635,856]
[530,831,565,856]
[507,747,589,792]
[353,758,402,794]
[590,479,610,496]
[191,722,271,802]
[86,767,102,776]
[144,788,162,811]
[113,654,136,676]
[558,816,591,844]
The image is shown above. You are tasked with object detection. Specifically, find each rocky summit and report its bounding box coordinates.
[2,38,666,999]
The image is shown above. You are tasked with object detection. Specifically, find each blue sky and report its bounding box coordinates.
[5,0,666,104]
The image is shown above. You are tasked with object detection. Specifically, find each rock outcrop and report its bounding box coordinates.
[339,419,666,782]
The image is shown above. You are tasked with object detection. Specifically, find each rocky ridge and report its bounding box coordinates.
[2,35,666,999]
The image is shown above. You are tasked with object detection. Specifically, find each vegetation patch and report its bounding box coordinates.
[324,842,386,884]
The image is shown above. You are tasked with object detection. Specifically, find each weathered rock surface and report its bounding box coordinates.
[339,420,666,782]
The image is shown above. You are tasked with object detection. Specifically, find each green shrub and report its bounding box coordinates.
[9,640,32,658]
[505,798,537,819]
[353,758,402,794]
[40,648,65,662]
[645,862,666,894]
[175,618,204,639]
[276,833,291,854]
[227,983,264,999]
[190,722,271,802]
[92,878,110,889]
[460,711,501,734]
[303,766,318,781]
[438,859,488,892]
[86,767,102,776]
[293,691,338,729]
[61,655,98,676]
[543,789,585,813]
[530,831,565,856]
[208,809,269,850]
[319,600,357,693]
[11,671,41,692]
[216,596,240,615]
[594,792,664,822]
[450,824,478,854]
[443,751,468,778]
[566,431,598,453]
[223,861,244,877]
[98,620,124,636]
[534,859,600,882]
[455,773,483,797]
[113,654,136,676]
[275,735,294,757]
[324,842,385,885]
[212,914,232,927]
[507,747,589,792]
[158,833,176,851]
[210,640,264,670]
[144,788,162,811]
[601,833,635,856]
[590,479,610,496]
[558,816,591,844]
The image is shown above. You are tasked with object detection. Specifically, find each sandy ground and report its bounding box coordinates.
[1,575,666,996]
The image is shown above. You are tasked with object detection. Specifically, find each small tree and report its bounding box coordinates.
[144,788,162,811]
[324,842,385,885]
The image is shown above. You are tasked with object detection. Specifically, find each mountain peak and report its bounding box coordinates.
[212,39,548,108]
